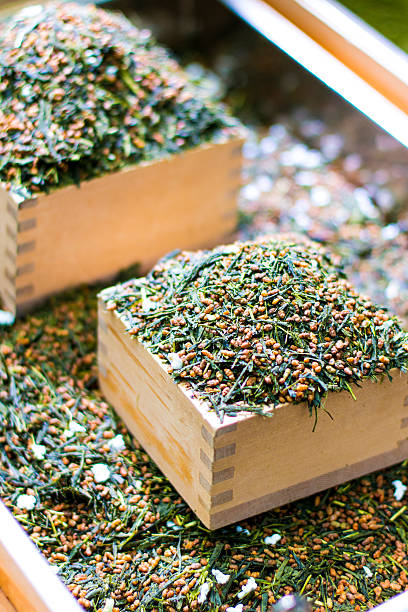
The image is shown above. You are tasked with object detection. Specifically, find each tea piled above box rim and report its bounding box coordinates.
[0,2,240,198]
[101,238,408,420]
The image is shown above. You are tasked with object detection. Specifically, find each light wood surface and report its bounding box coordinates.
[0,590,17,612]
[99,300,408,529]
[0,501,81,612]
[0,189,17,314]
[374,591,408,611]
[0,138,242,317]
[98,300,207,520]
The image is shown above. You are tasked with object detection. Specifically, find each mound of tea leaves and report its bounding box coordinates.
[102,238,408,420]
[0,2,239,196]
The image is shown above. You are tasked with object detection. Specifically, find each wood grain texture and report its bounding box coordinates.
[0,191,17,315]
[0,590,17,612]
[98,301,209,522]
[0,501,81,612]
[99,300,408,529]
[0,138,242,316]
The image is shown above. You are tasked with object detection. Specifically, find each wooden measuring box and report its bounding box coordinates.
[0,137,243,318]
[98,297,408,530]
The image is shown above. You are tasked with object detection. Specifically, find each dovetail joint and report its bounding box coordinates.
[18,218,37,233]
[17,240,36,255]
[16,284,34,299]
[214,443,236,461]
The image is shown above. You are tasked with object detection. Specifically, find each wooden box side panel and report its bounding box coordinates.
[209,372,408,528]
[12,138,242,314]
[0,501,81,612]
[0,191,17,316]
[98,300,408,529]
[98,302,216,526]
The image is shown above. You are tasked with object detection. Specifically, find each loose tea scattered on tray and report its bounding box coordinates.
[101,238,408,420]
[0,2,239,196]
[2,289,408,612]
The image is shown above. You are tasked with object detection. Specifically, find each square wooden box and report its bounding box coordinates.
[0,138,242,317]
[98,298,408,530]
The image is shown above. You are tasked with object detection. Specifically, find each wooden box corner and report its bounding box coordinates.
[98,299,408,530]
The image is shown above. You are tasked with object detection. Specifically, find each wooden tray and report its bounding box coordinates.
[220,0,408,148]
[0,138,242,318]
[0,590,17,612]
[98,297,408,530]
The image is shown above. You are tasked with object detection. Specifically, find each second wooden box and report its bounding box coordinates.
[98,299,408,530]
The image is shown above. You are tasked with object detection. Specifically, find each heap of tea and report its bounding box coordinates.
[102,238,408,419]
[0,2,239,195]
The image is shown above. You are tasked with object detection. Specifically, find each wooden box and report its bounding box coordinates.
[98,298,408,530]
[0,138,242,317]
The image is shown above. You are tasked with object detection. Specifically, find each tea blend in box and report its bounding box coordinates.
[0,2,240,197]
[101,237,408,420]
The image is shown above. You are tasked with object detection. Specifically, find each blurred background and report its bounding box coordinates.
[2,0,408,320]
